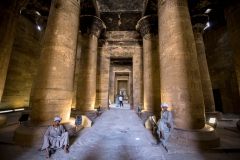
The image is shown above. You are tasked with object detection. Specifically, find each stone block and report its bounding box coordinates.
[0,115,7,126]
[82,115,92,128]
[144,116,155,130]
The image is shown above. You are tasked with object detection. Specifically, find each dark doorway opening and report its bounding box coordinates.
[213,89,223,112]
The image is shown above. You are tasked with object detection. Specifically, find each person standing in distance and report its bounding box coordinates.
[119,95,124,107]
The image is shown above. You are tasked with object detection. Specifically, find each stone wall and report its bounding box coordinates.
[204,17,240,114]
[0,15,40,110]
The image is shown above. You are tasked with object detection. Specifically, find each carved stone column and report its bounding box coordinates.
[75,15,106,115]
[191,14,222,120]
[133,49,143,112]
[29,16,47,109]
[0,0,28,101]
[14,0,80,147]
[158,0,220,148]
[224,0,240,96]
[136,15,161,115]
[129,71,133,109]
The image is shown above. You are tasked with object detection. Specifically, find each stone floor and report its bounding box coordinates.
[0,107,240,160]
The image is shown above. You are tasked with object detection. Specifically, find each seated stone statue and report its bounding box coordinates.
[41,117,69,158]
[156,103,174,147]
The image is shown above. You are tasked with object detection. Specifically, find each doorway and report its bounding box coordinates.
[213,89,223,112]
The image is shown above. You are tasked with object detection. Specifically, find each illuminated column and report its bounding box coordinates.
[136,15,160,113]
[0,0,28,101]
[158,0,219,148]
[133,48,143,111]
[159,0,205,129]
[29,16,47,109]
[129,71,133,109]
[224,0,240,95]
[14,0,80,147]
[191,14,222,120]
[29,0,80,125]
[76,15,106,112]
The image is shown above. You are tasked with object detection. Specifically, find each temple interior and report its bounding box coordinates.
[0,0,240,159]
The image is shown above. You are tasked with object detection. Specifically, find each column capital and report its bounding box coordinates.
[80,15,106,38]
[17,0,29,10]
[191,14,209,34]
[136,14,158,37]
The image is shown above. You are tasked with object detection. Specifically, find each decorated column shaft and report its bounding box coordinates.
[136,15,160,112]
[158,0,205,129]
[76,15,106,111]
[0,0,28,101]
[30,0,80,125]
[224,0,240,95]
[191,14,215,112]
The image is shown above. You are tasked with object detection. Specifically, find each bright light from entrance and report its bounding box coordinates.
[136,138,140,140]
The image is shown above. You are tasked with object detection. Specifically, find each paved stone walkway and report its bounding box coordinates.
[55,108,164,160]
[1,109,240,160]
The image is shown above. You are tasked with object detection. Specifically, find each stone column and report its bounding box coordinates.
[114,73,118,97]
[224,0,240,96]
[14,0,80,147]
[129,71,133,109]
[95,46,110,111]
[75,15,106,114]
[136,15,161,114]
[0,0,28,101]
[29,0,80,125]
[133,49,143,111]
[158,0,219,148]
[191,14,222,120]
[108,67,115,104]
[29,16,47,109]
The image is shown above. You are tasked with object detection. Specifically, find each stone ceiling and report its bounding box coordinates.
[21,0,224,31]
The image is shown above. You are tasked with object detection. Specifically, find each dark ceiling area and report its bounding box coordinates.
[21,0,225,31]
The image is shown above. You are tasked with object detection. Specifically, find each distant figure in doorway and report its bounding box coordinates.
[42,117,69,158]
[115,95,120,107]
[157,103,174,147]
[119,95,124,107]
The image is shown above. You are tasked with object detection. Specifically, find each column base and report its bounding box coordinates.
[71,109,98,118]
[168,124,220,149]
[205,111,223,120]
[13,118,77,148]
[140,110,161,119]
[237,120,240,131]
[0,115,7,126]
